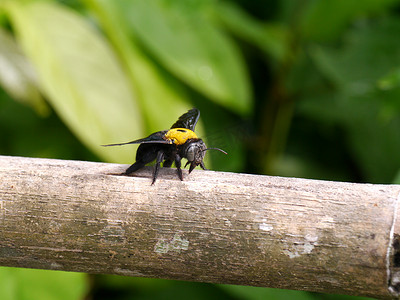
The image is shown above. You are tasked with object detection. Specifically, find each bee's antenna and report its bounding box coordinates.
[202,148,228,155]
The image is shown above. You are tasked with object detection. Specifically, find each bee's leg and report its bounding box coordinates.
[200,161,207,170]
[124,161,146,175]
[174,155,183,181]
[124,144,157,175]
[152,150,165,185]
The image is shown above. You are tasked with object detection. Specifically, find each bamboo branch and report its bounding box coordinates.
[0,155,399,298]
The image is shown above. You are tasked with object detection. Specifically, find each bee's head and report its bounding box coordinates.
[181,139,227,173]
[181,139,207,173]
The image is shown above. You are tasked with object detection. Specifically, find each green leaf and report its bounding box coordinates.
[0,28,48,115]
[310,18,400,95]
[117,0,252,115]
[378,69,400,91]
[84,0,211,169]
[6,1,143,163]
[300,0,399,42]
[393,169,400,184]
[219,285,313,300]
[84,0,192,135]
[214,1,291,63]
[301,17,400,182]
[0,267,87,300]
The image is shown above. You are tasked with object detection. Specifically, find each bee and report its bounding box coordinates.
[103,108,227,184]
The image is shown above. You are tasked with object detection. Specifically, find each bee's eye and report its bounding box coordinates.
[186,145,195,161]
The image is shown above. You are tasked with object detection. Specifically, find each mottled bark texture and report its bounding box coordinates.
[0,155,399,298]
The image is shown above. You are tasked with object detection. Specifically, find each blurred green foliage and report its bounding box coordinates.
[0,267,87,300]
[0,0,399,299]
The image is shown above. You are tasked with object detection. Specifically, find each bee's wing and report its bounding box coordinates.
[102,131,170,147]
[170,108,200,131]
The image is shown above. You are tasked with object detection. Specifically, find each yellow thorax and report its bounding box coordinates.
[165,128,198,145]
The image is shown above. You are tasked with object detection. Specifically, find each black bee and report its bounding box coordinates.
[103,108,226,184]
